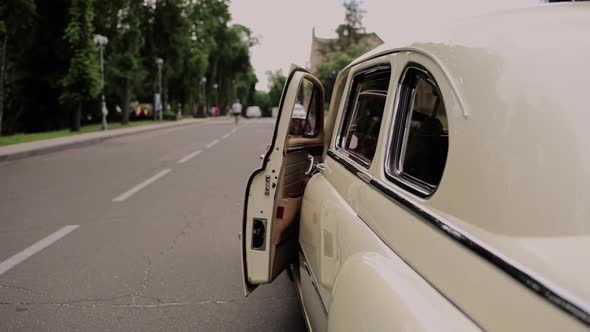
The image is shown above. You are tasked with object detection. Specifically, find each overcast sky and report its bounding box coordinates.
[229,0,537,91]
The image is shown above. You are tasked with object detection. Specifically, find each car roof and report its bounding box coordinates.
[350,2,590,70]
[349,2,590,119]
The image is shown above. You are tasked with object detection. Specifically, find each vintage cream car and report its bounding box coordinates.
[241,3,590,331]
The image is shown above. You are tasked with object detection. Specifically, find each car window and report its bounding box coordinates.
[289,78,319,138]
[387,65,449,195]
[338,67,390,166]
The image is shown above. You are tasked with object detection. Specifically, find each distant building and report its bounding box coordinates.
[309,27,384,73]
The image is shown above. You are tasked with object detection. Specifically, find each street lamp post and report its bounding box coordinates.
[94,34,109,131]
[155,58,164,121]
[201,77,207,117]
[213,83,218,110]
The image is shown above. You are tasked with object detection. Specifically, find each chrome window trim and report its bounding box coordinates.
[335,63,391,169]
[385,64,445,198]
[397,84,417,173]
[329,148,373,182]
[334,147,371,169]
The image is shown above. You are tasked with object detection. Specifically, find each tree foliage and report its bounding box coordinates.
[316,0,373,102]
[336,0,366,48]
[95,0,145,124]
[0,0,38,134]
[316,44,368,102]
[0,0,257,134]
[266,69,286,108]
[61,0,101,131]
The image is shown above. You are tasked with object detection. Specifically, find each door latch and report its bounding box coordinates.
[264,175,271,195]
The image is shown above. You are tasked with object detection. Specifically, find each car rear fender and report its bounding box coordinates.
[327,252,482,332]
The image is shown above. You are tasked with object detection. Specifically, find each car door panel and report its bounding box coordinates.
[241,66,325,295]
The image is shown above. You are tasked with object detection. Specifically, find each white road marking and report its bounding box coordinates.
[231,127,237,133]
[0,225,79,276]
[206,139,220,149]
[177,150,202,164]
[221,133,230,139]
[112,169,171,202]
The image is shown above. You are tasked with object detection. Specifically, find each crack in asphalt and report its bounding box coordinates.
[0,293,132,308]
[166,221,193,253]
[0,283,45,296]
[130,256,152,305]
[138,257,152,295]
[0,295,298,309]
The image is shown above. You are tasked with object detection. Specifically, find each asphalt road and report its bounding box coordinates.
[0,118,306,331]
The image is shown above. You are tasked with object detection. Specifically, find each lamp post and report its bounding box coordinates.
[201,77,207,117]
[213,83,218,109]
[155,58,164,121]
[94,34,109,131]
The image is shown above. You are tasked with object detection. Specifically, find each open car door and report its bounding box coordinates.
[241,66,325,295]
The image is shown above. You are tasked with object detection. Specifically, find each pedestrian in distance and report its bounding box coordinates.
[231,99,242,126]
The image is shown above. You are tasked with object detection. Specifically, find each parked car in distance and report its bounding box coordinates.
[241,3,590,332]
[245,106,262,118]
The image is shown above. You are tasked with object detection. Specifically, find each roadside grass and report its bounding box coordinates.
[0,120,165,147]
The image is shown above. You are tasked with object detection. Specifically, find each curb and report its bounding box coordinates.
[0,119,213,162]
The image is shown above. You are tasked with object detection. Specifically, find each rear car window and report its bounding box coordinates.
[387,65,449,196]
[338,67,390,167]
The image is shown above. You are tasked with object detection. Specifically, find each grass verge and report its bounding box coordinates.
[0,120,166,147]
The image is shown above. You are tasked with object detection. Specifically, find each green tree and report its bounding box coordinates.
[0,0,37,135]
[335,0,366,49]
[0,0,258,134]
[60,0,100,131]
[0,19,7,135]
[100,0,145,125]
[266,69,286,107]
[316,44,368,101]
[182,1,214,117]
[254,90,271,117]
[206,21,257,111]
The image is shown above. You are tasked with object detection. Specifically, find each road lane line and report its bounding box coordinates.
[0,225,79,276]
[177,150,202,164]
[112,169,171,202]
[206,139,220,149]
[221,133,231,139]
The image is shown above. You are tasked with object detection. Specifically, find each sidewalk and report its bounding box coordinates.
[0,119,207,162]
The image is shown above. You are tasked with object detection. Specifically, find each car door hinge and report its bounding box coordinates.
[265,175,271,195]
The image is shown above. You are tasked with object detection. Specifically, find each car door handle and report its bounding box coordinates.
[315,163,327,173]
[305,154,315,175]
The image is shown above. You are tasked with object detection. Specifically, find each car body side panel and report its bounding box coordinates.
[300,162,480,332]
[327,252,480,332]
[297,252,328,332]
